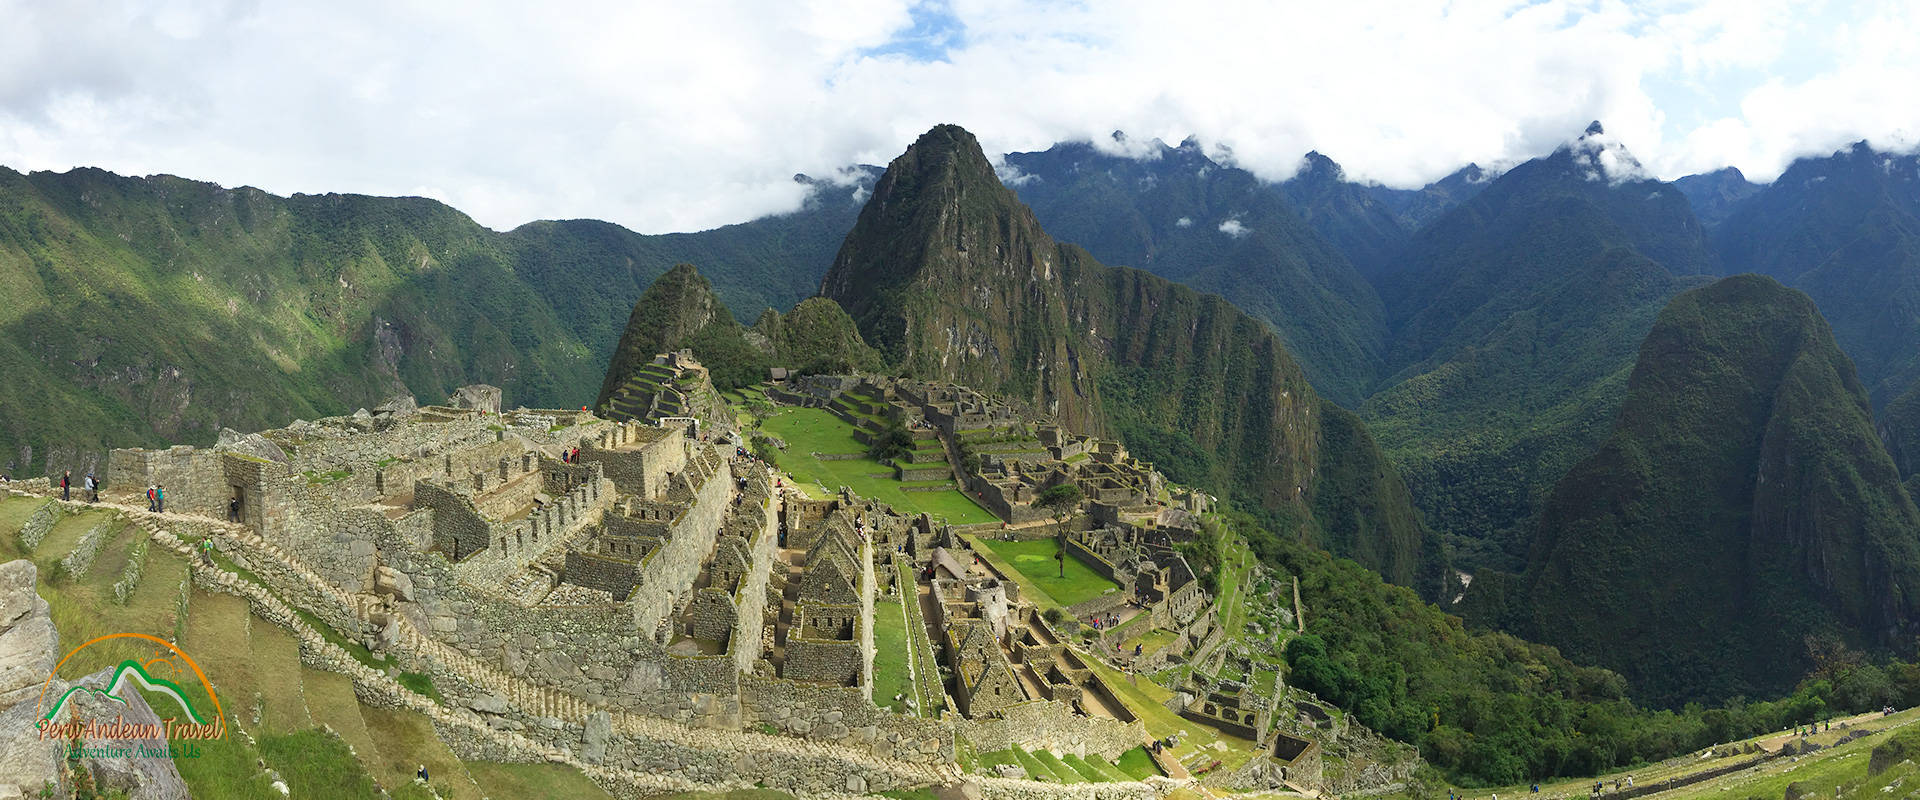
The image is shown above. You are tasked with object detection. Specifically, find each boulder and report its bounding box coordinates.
[448,385,503,415]
[373,567,415,602]
[373,395,419,417]
[62,667,191,799]
[467,692,509,715]
[1872,734,1917,776]
[214,428,289,464]
[0,560,63,798]
[583,711,612,764]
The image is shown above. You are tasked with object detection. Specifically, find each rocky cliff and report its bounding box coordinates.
[821,124,1442,590]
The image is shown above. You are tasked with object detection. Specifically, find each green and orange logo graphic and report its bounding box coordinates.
[34,633,227,744]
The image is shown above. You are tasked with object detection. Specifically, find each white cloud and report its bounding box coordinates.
[0,0,1915,232]
[1175,216,1193,228]
[1218,218,1248,237]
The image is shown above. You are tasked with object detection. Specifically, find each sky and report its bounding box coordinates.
[2,0,1916,234]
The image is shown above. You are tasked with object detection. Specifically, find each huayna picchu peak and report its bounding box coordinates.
[823,123,1442,591]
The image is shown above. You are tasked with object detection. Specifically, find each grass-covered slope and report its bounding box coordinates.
[0,166,594,475]
[1515,275,1920,705]
[823,124,1442,591]
[0,165,869,477]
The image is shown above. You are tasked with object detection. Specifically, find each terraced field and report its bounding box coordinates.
[0,494,609,799]
[755,407,997,524]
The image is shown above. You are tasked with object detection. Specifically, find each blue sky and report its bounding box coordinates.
[1,0,1913,232]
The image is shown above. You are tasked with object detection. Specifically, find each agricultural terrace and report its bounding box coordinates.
[751,406,997,524]
[974,535,1120,608]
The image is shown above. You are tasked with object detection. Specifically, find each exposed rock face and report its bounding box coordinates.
[0,559,63,799]
[215,427,290,463]
[62,668,192,800]
[821,124,1443,590]
[0,560,188,800]
[374,394,420,417]
[448,384,503,414]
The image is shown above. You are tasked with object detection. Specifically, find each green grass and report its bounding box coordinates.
[896,561,944,717]
[1062,753,1129,782]
[978,537,1119,608]
[396,671,442,702]
[758,407,997,523]
[1012,747,1064,782]
[259,728,385,799]
[1030,749,1087,783]
[1115,746,1163,779]
[362,704,484,799]
[870,597,913,713]
[466,761,614,799]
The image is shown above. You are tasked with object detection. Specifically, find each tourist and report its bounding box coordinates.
[146,485,157,512]
[1626,776,1633,788]
[228,495,241,523]
[155,484,165,513]
[61,470,70,501]
[85,473,98,503]
[417,764,429,783]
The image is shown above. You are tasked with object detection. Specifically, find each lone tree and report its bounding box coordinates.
[1037,483,1083,523]
[867,419,915,462]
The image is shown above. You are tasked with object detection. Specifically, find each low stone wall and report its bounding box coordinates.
[1064,537,1119,582]
[958,699,1146,760]
[1066,592,1129,620]
[740,674,953,763]
[18,501,57,550]
[566,550,640,599]
[786,637,863,685]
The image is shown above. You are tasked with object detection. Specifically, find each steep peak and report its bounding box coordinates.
[1553,120,1650,184]
[1296,151,1346,183]
[876,124,1008,200]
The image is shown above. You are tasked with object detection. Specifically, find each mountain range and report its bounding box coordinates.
[11,121,1920,708]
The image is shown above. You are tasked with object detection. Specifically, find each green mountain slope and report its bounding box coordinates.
[1711,145,1920,411]
[1517,274,1920,705]
[1361,124,1714,569]
[1672,166,1760,226]
[595,263,763,402]
[1000,137,1387,406]
[823,123,1442,590]
[0,165,868,478]
[0,166,593,476]
[1279,151,1412,282]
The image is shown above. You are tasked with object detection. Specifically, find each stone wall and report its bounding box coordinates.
[731,477,778,672]
[630,454,732,637]
[565,550,640,599]
[739,674,953,764]
[958,699,1147,760]
[684,588,736,641]
[785,637,864,685]
[1064,537,1120,582]
[104,445,225,516]
[17,502,57,550]
[581,428,687,501]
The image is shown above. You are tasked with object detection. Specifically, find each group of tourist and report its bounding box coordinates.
[58,470,102,503]
[560,446,581,463]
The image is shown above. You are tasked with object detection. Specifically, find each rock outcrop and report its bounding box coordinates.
[0,559,63,799]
